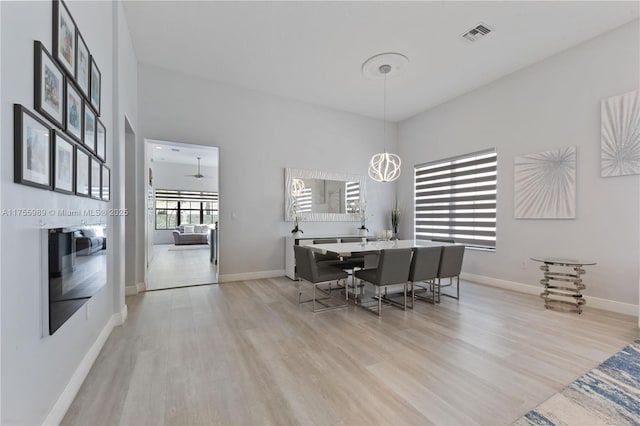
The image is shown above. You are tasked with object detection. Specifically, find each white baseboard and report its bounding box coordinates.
[42,305,126,425]
[219,269,285,283]
[124,282,145,296]
[116,304,128,325]
[462,272,639,316]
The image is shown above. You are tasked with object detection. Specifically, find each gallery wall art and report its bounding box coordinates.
[514,146,576,219]
[13,0,108,201]
[601,89,640,177]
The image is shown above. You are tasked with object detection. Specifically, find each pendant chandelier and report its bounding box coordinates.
[362,53,408,183]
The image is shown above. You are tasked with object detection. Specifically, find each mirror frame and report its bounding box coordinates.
[285,167,365,222]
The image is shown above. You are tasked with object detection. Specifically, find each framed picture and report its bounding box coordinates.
[75,31,90,98]
[101,165,110,201]
[83,105,96,152]
[65,80,82,142]
[89,56,101,114]
[34,41,65,129]
[75,146,90,197]
[53,130,75,194]
[52,0,76,76]
[90,156,102,200]
[96,119,106,161]
[14,104,52,190]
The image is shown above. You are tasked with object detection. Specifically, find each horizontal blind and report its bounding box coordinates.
[345,182,360,213]
[155,189,219,204]
[414,149,497,249]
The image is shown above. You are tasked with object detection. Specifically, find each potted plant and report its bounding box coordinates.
[350,200,368,235]
[391,199,400,240]
[289,199,303,237]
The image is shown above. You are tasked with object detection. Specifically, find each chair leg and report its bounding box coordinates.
[403,283,407,311]
[313,284,317,312]
[378,286,382,317]
[440,275,460,300]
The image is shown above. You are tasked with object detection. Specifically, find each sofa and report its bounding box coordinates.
[172,224,209,245]
[74,226,106,255]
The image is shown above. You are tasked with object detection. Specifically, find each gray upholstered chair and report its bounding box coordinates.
[312,239,340,265]
[408,246,443,305]
[437,245,465,300]
[294,245,349,312]
[431,237,455,243]
[336,237,367,300]
[354,248,413,316]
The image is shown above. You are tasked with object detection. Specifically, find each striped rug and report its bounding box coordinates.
[515,340,640,425]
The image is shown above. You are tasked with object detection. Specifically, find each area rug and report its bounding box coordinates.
[168,245,209,251]
[515,340,640,425]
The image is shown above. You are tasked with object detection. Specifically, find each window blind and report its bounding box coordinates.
[414,149,497,249]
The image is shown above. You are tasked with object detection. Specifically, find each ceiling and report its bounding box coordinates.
[149,139,219,167]
[123,1,639,122]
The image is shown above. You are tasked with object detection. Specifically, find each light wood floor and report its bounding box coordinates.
[147,244,217,291]
[62,278,639,425]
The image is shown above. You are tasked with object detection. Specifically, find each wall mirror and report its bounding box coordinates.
[285,167,365,222]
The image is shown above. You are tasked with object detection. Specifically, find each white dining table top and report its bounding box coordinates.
[306,239,458,257]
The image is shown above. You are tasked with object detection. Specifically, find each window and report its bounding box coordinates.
[414,149,497,250]
[155,190,219,230]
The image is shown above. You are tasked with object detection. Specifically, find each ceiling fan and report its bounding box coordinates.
[185,157,212,179]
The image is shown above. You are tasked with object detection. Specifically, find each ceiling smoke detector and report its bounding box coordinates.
[461,23,493,42]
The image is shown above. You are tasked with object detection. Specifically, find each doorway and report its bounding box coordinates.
[145,139,219,290]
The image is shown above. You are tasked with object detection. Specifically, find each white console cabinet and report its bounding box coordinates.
[284,235,365,280]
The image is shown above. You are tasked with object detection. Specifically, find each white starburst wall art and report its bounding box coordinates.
[514,146,576,219]
[601,90,640,177]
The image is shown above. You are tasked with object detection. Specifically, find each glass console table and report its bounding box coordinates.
[530,257,596,314]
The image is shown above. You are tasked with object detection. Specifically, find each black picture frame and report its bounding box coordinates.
[101,165,110,201]
[75,145,90,197]
[90,156,102,200]
[53,130,75,195]
[89,56,101,115]
[34,41,65,129]
[75,30,90,99]
[65,80,82,142]
[96,119,106,161]
[52,0,76,77]
[83,104,96,153]
[14,104,53,190]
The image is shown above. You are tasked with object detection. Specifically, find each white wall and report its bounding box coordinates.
[398,21,640,306]
[0,1,137,423]
[139,64,397,279]
[152,160,219,244]
[117,3,140,293]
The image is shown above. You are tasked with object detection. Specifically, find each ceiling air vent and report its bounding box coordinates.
[461,23,492,42]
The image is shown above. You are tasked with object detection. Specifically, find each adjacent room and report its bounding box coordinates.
[146,140,219,291]
[0,1,639,425]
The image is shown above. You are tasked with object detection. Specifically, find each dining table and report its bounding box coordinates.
[305,238,457,257]
[305,239,460,302]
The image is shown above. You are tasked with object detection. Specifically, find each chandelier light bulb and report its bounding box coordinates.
[362,53,407,184]
[291,178,306,196]
[368,152,402,182]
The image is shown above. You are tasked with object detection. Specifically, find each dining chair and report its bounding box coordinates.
[336,237,367,301]
[437,245,465,300]
[408,246,443,305]
[312,239,340,265]
[294,245,349,312]
[354,248,413,317]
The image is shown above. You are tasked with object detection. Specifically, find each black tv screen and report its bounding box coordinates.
[48,225,107,334]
